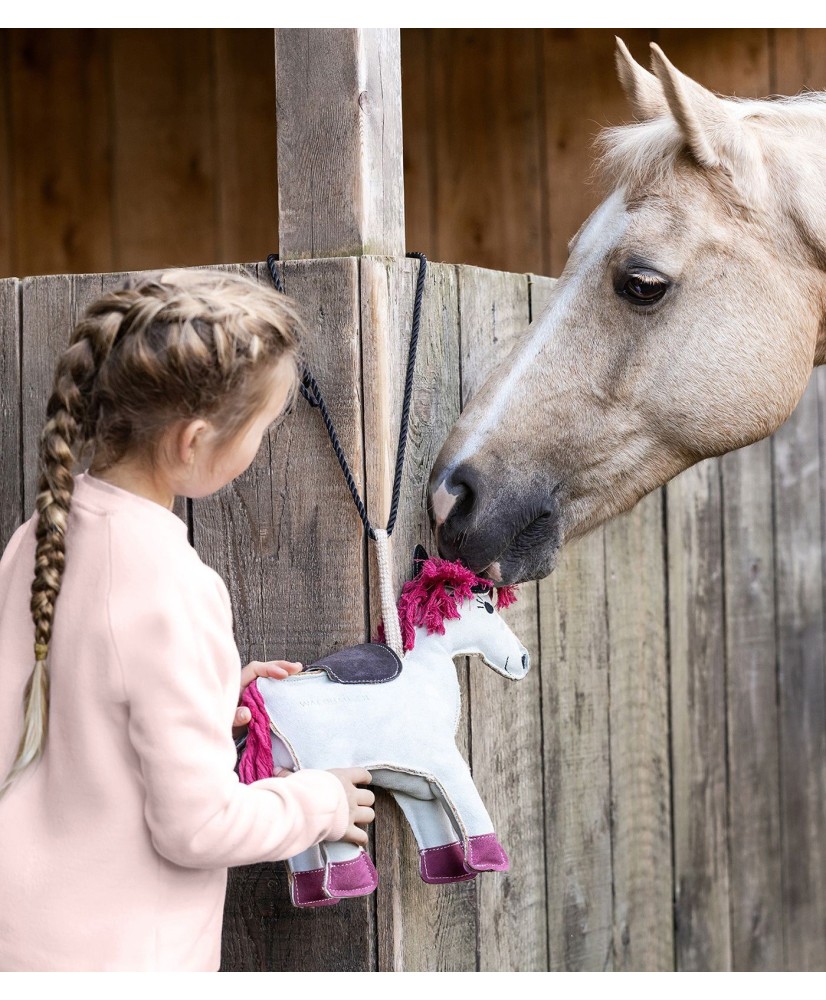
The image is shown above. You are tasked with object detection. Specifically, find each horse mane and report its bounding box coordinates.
[596,91,826,194]
[376,557,518,653]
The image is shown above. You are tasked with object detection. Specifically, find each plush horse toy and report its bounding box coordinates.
[238,548,529,907]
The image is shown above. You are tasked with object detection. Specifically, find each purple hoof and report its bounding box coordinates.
[464,833,509,873]
[419,842,478,884]
[290,867,340,908]
[324,851,379,899]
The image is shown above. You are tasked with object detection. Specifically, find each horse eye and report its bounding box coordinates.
[484,601,494,614]
[618,271,669,305]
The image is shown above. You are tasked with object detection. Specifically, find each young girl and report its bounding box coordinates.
[0,268,375,972]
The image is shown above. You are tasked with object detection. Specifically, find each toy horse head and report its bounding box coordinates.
[383,546,530,679]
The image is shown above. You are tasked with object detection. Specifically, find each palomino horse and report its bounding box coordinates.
[238,553,529,907]
[430,39,826,585]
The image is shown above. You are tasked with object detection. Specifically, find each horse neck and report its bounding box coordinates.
[408,621,460,663]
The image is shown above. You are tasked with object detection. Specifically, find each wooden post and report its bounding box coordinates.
[275,29,405,259]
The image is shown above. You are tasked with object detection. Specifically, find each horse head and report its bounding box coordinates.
[430,39,826,584]
[395,547,530,679]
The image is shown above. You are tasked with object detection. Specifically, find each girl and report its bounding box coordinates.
[0,268,375,972]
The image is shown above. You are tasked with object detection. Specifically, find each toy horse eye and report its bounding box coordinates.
[618,269,669,305]
[484,601,494,614]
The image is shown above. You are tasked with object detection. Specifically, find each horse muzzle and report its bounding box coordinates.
[428,461,563,585]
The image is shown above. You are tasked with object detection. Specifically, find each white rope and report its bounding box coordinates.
[373,528,403,658]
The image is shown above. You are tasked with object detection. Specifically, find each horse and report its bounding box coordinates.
[238,552,530,907]
[429,39,826,585]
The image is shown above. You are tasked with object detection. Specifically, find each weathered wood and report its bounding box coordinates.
[457,265,547,971]
[275,30,405,260]
[604,490,673,971]
[530,275,613,971]
[20,274,73,516]
[190,258,374,971]
[212,30,279,263]
[721,439,783,970]
[0,278,22,548]
[667,460,730,970]
[110,30,218,271]
[771,379,826,971]
[361,257,476,971]
[7,30,113,277]
[430,30,544,274]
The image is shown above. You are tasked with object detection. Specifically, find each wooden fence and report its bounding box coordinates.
[1,257,824,971]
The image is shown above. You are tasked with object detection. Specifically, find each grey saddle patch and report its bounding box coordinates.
[305,643,403,685]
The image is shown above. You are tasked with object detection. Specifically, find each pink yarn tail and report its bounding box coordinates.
[238,681,275,784]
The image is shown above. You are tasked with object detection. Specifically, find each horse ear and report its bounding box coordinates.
[648,42,738,170]
[615,37,666,121]
[412,544,429,577]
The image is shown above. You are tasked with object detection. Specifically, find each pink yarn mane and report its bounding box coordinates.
[377,557,518,653]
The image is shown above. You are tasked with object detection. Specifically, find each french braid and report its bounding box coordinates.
[0,268,302,798]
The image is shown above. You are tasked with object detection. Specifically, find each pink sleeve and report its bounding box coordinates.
[108,539,349,870]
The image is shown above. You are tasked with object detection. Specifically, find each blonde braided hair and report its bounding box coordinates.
[0,268,302,799]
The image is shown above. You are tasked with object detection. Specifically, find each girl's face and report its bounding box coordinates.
[185,358,295,497]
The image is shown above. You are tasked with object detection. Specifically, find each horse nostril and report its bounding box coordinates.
[435,463,479,557]
[521,653,529,672]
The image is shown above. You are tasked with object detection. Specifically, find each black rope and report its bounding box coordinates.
[265,251,427,541]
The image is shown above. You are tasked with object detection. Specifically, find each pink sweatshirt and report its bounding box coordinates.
[0,471,350,971]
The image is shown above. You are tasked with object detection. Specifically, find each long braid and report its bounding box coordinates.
[0,268,302,799]
[0,324,109,799]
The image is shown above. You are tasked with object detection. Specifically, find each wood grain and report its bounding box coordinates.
[7,29,113,277]
[110,30,218,271]
[212,30,279,263]
[667,460,730,970]
[361,257,477,971]
[399,29,435,260]
[0,278,22,547]
[0,33,14,278]
[721,439,783,970]
[541,29,654,275]
[430,29,544,274]
[458,265,547,971]
[275,30,405,259]
[771,379,826,970]
[604,490,673,971]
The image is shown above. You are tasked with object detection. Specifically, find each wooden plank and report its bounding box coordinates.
[530,273,613,971]
[190,258,373,971]
[768,32,826,972]
[20,274,73,516]
[399,29,436,260]
[7,29,113,276]
[541,29,653,275]
[667,460,730,970]
[430,29,544,274]
[0,32,14,278]
[721,438,783,971]
[360,257,475,970]
[457,264,547,971]
[275,30,405,259]
[771,379,826,971]
[604,490,673,971]
[110,30,218,271]
[212,30,278,264]
[0,278,21,547]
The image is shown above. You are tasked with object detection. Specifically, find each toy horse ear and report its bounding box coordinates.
[412,545,429,577]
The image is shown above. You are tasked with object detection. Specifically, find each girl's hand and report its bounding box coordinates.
[233,659,302,734]
[327,768,375,846]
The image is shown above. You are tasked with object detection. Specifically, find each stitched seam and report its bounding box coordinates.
[105,516,128,703]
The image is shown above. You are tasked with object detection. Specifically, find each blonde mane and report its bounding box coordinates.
[596,91,826,195]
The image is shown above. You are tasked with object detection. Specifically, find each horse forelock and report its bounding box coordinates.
[375,557,518,652]
[595,92,826,206]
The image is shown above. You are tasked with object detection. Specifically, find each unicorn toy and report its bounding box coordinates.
[239,548,530,907]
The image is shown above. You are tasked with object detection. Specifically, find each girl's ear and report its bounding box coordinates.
[176,418,209,466]
[412,544,429,577]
